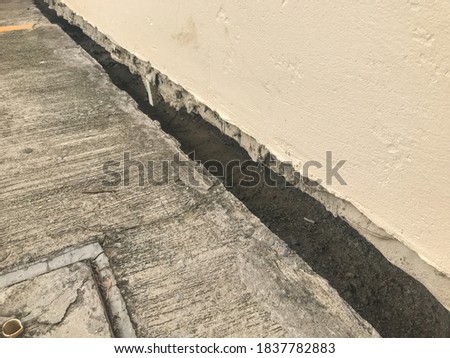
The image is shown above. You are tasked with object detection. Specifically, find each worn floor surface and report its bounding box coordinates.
[0,262,112,337]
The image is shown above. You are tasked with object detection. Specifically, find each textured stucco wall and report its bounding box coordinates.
[60,1,450,278]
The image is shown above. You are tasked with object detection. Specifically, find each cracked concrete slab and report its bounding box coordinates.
[0,0,379,337]
[0,262,112,337]
[0,243,136,337]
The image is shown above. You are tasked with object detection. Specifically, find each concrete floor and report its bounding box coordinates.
[1,262,113,337]
[0,0,378,337]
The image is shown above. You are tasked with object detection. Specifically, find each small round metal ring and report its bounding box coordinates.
[2,319,24,338]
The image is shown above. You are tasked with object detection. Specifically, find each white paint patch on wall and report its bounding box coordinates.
[60,1,450,281]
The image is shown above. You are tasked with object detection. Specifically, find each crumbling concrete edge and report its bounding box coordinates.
[42,0,450,311]
[0,242,103,288]
[0,242,136,338]
[93,252,136,338]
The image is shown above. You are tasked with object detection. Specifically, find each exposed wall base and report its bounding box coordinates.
[44,0,450,311]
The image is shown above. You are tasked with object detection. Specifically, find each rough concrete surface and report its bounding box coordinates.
[0,262,112,337]
[0,243,136,337]
[0,0,378,337]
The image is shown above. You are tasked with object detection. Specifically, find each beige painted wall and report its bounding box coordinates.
[60,1,450,278]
